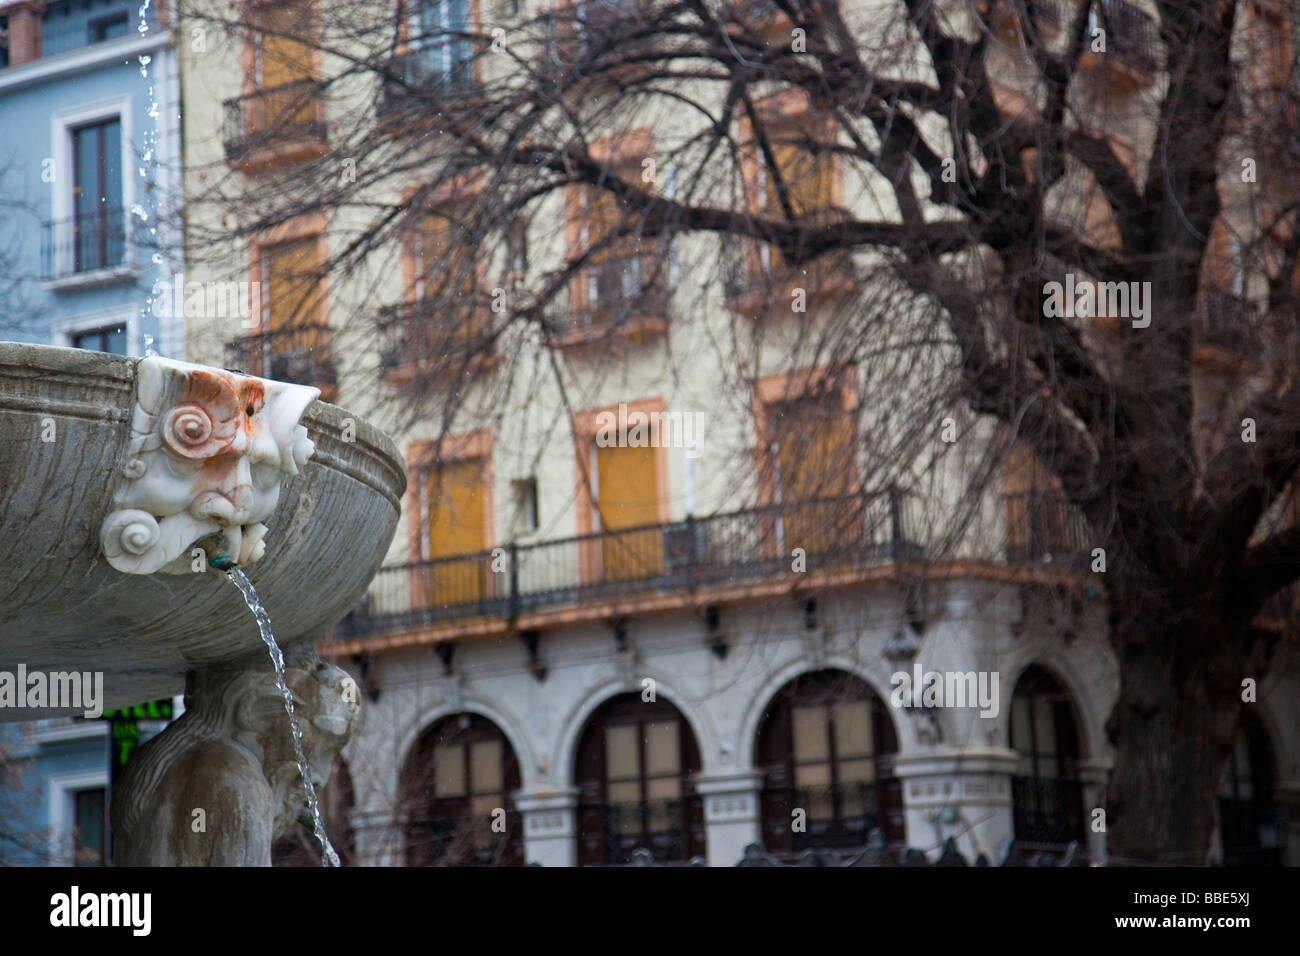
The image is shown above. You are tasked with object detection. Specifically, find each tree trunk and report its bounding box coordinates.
[1103,607,1246,865]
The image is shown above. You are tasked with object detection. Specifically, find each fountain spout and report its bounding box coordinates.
[100,356,318,575]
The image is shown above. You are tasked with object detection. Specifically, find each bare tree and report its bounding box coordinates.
[179,0,1300,864]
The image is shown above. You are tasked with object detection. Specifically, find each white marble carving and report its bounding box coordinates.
[100,357,318,574]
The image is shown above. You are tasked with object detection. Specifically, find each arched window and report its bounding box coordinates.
[574,694,704,865]
[272,755,356,866]
[755,669,903,857]
[1009,666,1085,847]
[1219,709,1284,866]
[400,713,523,866]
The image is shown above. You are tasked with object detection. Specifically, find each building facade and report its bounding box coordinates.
[172,0,1300,867]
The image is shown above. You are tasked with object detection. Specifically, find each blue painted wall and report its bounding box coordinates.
[0,0,180,358]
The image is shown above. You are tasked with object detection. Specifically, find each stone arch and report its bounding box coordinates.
[398,710,526,866]
[554,674,715,787]
[735,653,905,768]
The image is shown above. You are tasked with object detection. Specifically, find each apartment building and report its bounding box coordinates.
[0,0,182,864]
[176,0,1300,866]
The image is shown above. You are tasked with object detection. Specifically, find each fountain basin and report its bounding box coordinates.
[0,342,405,715]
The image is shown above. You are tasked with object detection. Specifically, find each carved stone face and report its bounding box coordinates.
[100,357,319,574]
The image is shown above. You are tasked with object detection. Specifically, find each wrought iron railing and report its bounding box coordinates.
[377,300,487,372]
[603,798,686,864]
[1003,491,1092,568]
[557,245,671,337]
[378,47,480,116]
[225,324,336,392]
[1011,775,1085,845]
[222,80,327,162]
[41,205,129,280]
[339,490,925,637]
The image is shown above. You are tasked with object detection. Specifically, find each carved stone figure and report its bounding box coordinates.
[100,356,319,574]
[111,649,359,866]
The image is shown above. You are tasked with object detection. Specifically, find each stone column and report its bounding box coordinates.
[515,788,579,867]
[3,2,46,66]
[1274,781,1300,868]
[892,747,1019,863]
[696,771,764,866]
[349,808,405,867]
[1078,758,1111,865]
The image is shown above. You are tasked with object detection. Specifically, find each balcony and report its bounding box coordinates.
[222,80,327,173]
[40,205,135,287]
[376,48,480,120]
[723,244,856,316]
[225,324,337,399]
[1003,491,1093,569]
[377,299,495,382]
[553,247,670,347]
[338,490,926,639]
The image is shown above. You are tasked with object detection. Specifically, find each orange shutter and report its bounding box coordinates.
[424,458,490,604]
[594,442,662,580]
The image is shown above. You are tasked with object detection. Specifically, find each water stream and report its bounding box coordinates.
[226,568,340,867]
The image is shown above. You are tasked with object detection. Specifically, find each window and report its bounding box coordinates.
[89,12,130,43]
[251,235,331,388]
[591,438,662,580]
[71,323,127,355]
[564,129,667,331]
[417,450,493,607]
[408,0,474,92]
[411,205,480,343]
[401,714,523,866]
[246,0,322,142]
[753,121,836,273]
[756,670,903,857]
[574,695,704,864]
[73,786,106,866]
[511,477,538,535]
[1009,666,1085,846]
[71,118,124,274]
[757,370,859,557]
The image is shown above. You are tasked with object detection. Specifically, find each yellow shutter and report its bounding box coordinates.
[417,209,477,342]
[254,2,318,128]
[762,134,833,273]
[425,459,489,604]
[771,393,853,554]
[263,237,325,352]
[595,442,662,579]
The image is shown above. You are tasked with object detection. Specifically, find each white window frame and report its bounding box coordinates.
[46,95,136,289]
[48,768,109,866]
[51,303,140,358]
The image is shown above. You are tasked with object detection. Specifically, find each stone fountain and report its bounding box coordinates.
[0,342,406,865]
